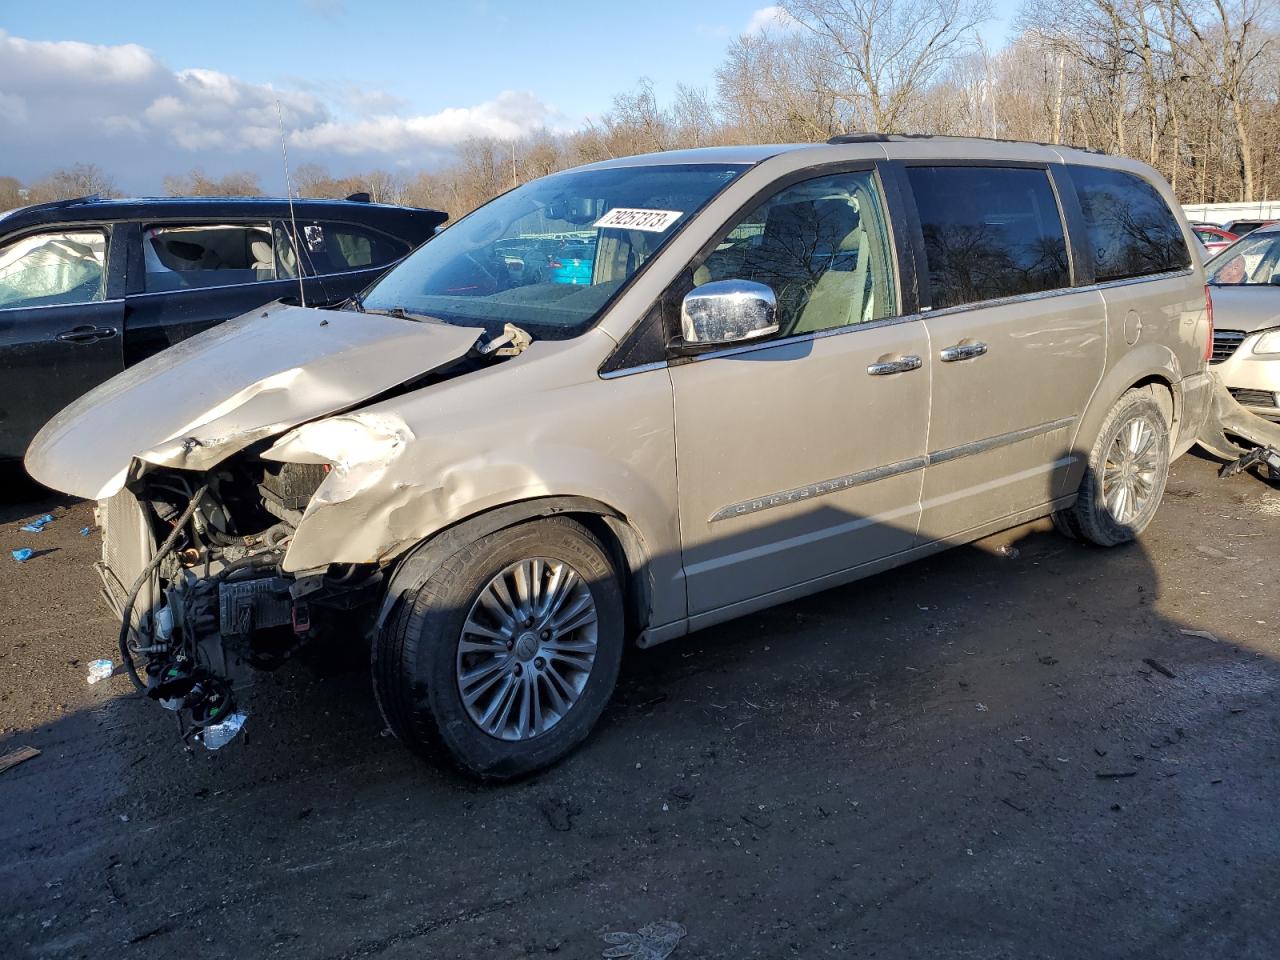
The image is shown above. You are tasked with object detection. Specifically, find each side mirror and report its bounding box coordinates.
[678,279,779,350]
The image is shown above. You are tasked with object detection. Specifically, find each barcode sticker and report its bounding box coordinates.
[593,208,684,232]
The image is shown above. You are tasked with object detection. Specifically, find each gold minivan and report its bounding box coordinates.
[27,135,1215,778]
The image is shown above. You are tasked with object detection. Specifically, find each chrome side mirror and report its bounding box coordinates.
[680,279,779,348]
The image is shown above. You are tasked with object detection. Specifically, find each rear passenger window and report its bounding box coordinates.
[1067,165,1190,281]
[144,223,278,292]
[692,170,898,336]
[289,221,410,276]
[907,166,1070,310]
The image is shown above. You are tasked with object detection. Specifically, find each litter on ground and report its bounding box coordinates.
[0,746,41,775]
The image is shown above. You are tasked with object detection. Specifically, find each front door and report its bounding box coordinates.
[903,164,1107,540]
[0,226,125,461]
[670,168,931,617]
[123,220,309,364]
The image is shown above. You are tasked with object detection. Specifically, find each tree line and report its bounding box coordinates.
[5,0,1276,221]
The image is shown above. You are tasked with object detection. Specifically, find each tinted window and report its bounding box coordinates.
[293,221,411,274]
[0,230,106,309]
[907,166,1069,310]
[693,170,897,336]
[1067,165,1190,282]
[144,223,276,292]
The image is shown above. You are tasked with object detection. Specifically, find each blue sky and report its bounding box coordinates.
[0,0,1021,192]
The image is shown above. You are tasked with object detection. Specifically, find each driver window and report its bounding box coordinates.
[0,230,107,310]
[693,171,897,336]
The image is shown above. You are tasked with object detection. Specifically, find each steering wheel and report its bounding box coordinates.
[463,250,509,292]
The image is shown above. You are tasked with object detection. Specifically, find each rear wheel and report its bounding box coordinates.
[373,517,624,780]
[1054,388,1170,546]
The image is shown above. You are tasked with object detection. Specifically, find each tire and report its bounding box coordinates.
[373,517,624,781]
[1054,388,1171,547]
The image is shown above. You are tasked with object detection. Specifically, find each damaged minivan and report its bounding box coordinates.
[27,136,1215,779]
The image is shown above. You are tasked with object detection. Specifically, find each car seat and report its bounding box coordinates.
[250,236,275,280]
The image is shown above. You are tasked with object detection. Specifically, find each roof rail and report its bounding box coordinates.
[826,132,1106,154]
[22,193,102,212]
[826,132,890,144]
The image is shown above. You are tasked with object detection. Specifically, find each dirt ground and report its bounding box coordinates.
[2,454,1278,959]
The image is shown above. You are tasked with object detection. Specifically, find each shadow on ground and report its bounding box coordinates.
[1,455,1278,959]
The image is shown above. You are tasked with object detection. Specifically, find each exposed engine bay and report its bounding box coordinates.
[83,320,536,746]
[102,453,384,744]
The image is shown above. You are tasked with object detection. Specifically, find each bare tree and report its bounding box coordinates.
[1170,0,1276,200]
[163,169,264,196]
[0,176,24,211]
[16,0,1278,219]
[784,0,994,132]
[27,163,118,203]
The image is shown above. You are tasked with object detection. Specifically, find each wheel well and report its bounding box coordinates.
[376,497,654,641]
[567,513,651,639]
[1130,375,1175,430]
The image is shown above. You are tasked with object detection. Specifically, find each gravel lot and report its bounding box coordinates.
[2,454,1279,959]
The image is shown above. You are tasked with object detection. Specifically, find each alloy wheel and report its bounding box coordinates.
[1101,413,1162,526]
[455,558,599,741]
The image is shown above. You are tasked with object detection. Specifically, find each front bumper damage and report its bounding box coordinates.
[99,456,386,748]
[1196,371,1280,486]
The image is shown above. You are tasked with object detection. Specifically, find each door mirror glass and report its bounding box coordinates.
[680,279,779,347]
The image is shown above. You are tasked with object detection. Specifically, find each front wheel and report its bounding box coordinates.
[373,517,624,780]
[1054,388,1171,547]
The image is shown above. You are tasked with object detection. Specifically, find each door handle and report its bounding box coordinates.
[54,325,118,344]
[866,355,923,376]
[939,341,988,362]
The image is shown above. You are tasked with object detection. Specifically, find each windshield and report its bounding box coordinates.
[1207,230,1280,286]
[358,163,745,337]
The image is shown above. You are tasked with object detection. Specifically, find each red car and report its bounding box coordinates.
[1193,225,1239,254]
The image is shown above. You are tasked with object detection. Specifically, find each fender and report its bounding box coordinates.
[1058,343,1181,498]
[372,494,655,639]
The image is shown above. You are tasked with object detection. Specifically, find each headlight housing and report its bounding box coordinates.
[1252,329,1280,355]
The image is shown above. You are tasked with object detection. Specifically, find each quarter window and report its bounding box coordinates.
[692,170,898,336]
[0,230,107,309]
[143,223,278,292]
[283,221,410,276]
[327,222,409,270]
[1067,165,1191,282]
[907,166,1070,310]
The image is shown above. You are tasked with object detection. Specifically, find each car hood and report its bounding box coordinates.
[1208,285,1280,334]
[25,302,484,500]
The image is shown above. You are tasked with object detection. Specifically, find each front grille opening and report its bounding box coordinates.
[1211,329,1246,364]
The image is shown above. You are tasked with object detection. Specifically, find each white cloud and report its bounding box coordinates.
[0,29,563,191]
[744,5,798,35]
[293,91,556,154]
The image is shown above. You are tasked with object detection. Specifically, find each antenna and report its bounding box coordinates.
[275,99,307,308]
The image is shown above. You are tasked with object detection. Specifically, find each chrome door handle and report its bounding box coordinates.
[939,341,988,362]
[866,355,922,376]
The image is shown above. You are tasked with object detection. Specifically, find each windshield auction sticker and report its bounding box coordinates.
[593,208,683,232]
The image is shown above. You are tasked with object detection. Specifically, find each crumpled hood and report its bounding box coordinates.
[1208,285,1280,335]
[25,302,484,500]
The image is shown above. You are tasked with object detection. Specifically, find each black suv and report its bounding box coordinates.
[0,194,447,462]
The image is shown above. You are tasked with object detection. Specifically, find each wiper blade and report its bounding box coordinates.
[363,305,439,323]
